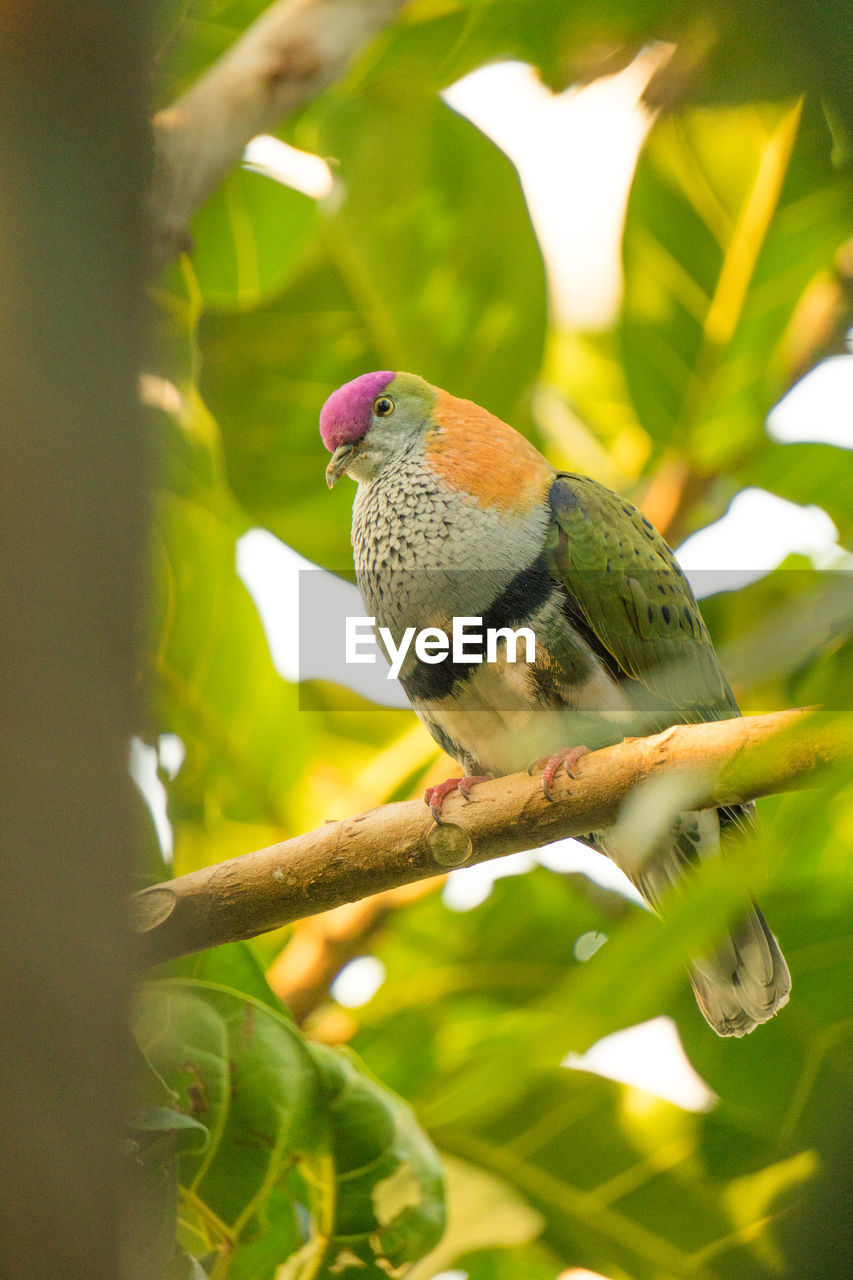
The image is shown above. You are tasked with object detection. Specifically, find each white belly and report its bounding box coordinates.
[423,657,633,776]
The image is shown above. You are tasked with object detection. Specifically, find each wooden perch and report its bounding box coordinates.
[149,0,408,266]
[132,709,852,966]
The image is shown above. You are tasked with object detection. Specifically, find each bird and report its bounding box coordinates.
[319,369,791,1037]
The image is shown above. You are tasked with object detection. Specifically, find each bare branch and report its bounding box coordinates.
[132,709,853,966]
[149,0,408,266]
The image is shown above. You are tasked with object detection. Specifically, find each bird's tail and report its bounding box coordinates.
[619,806,791,1037]
[689,904,791,1037]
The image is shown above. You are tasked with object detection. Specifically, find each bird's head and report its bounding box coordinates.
[320,370,436,487]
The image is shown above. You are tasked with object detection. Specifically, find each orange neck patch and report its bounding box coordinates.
[427,390,553,513]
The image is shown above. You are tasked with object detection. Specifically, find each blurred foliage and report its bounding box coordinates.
[142,0,853,1276]
[199,94,547,568]
[130,971,444,1278]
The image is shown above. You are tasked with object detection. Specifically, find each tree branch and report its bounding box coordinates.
[149,0,408,266]
[132,709,852,967]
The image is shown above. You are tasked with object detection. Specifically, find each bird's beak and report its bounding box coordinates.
[325,442,356,489]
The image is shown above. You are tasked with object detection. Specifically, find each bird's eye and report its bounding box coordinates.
[373,396,395,418]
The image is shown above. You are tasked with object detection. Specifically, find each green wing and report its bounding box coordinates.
[545,473,738,725]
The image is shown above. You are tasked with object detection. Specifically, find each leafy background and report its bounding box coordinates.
[137,1,853,1276]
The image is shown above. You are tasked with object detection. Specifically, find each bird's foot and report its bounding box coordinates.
[527,746,590,802]
[424,775,491,824]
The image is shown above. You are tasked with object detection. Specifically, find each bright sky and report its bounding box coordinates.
[443,56,659,328]
[135,57,852,1154]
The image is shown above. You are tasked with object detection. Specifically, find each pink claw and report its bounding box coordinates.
[528,746,590,802]
[424,775,490,824]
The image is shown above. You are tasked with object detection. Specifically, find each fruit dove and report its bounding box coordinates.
[320,370,790,1036]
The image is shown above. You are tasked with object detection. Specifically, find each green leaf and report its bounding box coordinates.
[133,980,326,1242]
[308,1043,446,1278]
[199,94,547,568]
[225,1186,305,1280]
[621,101,853,468]
[189,166,319,311]
[133,981,445,1277]
[128,1106,211,1168]
[154,940,292,1015]
[734,441,853,544]
[153,0,853,137]
[430,1069,805,1280]
[450,1242,564,1280]
[148,486,302,829]
[356,0,849,112]
[407,1154,546,1280]
[354,869,636,1114]
[154,0,269,105]
[706,567,853,710]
